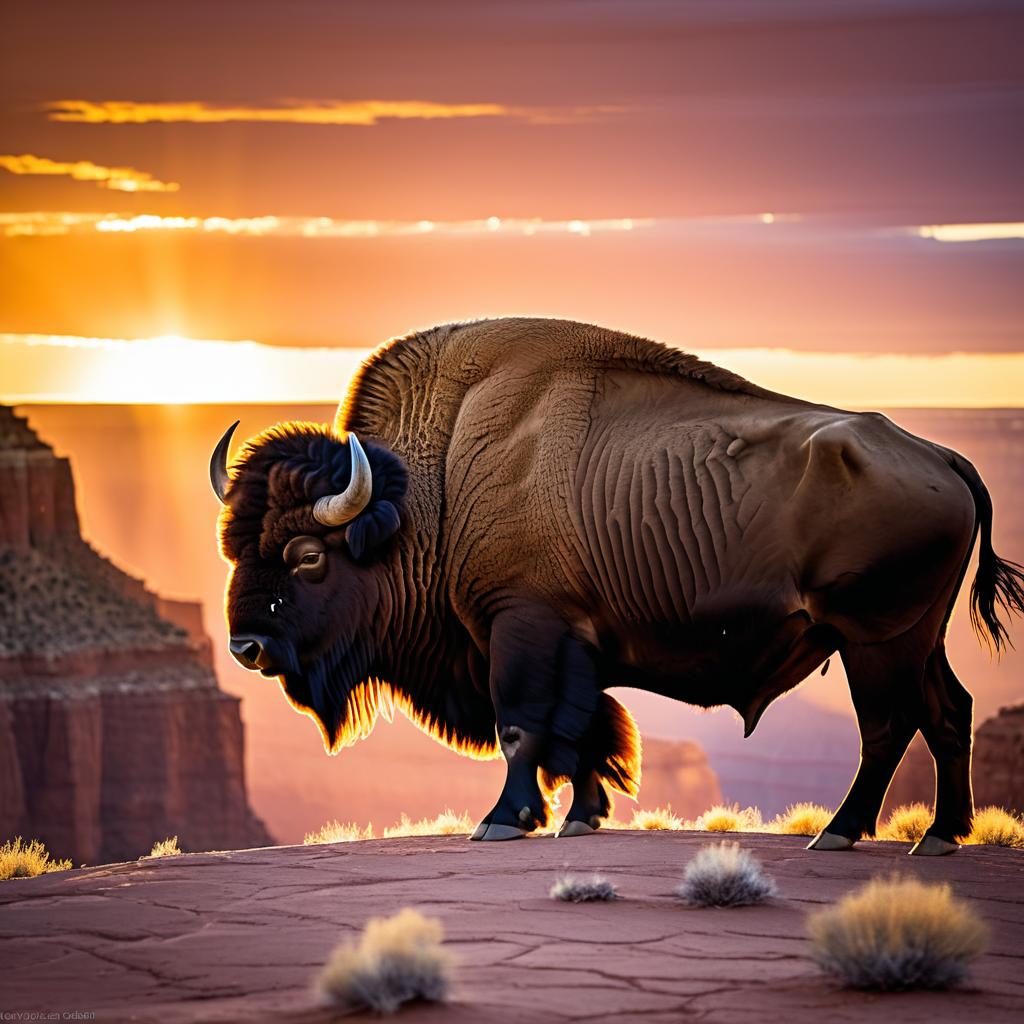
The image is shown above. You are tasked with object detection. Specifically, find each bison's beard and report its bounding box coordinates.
[279,632,377,753]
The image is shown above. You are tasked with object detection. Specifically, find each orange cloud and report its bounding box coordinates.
[918,223,1024,242]
[45,99,620,126]
[0,211,649,238]
[0,153,179,192]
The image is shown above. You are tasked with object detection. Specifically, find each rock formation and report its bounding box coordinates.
[635,736,722,816]
[973,702,1024,812]
[0,406,271,864]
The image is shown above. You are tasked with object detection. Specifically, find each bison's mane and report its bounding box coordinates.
[219,422,407,561]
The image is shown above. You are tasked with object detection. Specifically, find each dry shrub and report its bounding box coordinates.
[965,806,1024,848]
[146,836,181,858]
[808,875,988,990]
[0,837,72,880]
[550,873,618,902]
[878,803,932,842]
[770,803,833,837]
[695,804,763,833]
[317,908,453,1013]
[383,810,474,839]
[304,820,375,845]
[676,841,776,907]
[629,806,683,831]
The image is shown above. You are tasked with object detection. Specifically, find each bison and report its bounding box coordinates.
[210,318,1023,853]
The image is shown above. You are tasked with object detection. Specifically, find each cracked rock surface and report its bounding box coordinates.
[1,831,1021,1022]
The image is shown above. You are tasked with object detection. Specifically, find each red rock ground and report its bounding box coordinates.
[2,832,1021,1023]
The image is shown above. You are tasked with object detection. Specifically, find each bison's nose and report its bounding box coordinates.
[229,634,273,671]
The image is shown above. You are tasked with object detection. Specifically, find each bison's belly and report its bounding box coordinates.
[587,592,834,715]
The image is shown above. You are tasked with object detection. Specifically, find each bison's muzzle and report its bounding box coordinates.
[229,632,296,676]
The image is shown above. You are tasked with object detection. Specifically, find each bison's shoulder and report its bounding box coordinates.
[337,317,786,446]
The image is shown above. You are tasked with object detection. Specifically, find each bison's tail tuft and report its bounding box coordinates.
[948,452,1024,654]
[971,549,1024,654]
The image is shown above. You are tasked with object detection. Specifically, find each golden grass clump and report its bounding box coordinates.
[317,908,453,1013]
[965,806,1024,848]
[676,841,777,907]
[383,810,474,839]
[146,836,181,858]
[769,803,833,837]
[695,804,763,833]
[808,875,988,990]
[0,837,72,880]
[878,803,932,843]
[628,806,684,831]
[304,820,375,845]
[550,873,618,902]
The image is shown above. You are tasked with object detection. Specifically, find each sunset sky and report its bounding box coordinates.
[2,0,1022,403]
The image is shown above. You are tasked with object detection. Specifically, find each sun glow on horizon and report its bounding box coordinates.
[2,333,1022,408]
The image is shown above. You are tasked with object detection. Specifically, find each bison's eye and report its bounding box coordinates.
[282,535,328,583]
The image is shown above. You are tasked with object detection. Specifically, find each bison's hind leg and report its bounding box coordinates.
[809,637,923,852]
[910,643,973,856]
[553,693,641,837]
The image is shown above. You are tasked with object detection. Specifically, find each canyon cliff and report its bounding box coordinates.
[0,406,271,864]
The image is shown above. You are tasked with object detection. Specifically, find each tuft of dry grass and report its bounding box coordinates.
[878,803,933,843]
[146,836,181,858]
[695,804,763,833]
[317,908,454,1013]
[629,806,684,831]
[304,820,375,845]
[676,841,777,907]
[965,806,1024,848]
[383,810,474,839]
[0,837,72,880]
[769,803,833,837]
[808,875,988,990]
[550,873,618,902]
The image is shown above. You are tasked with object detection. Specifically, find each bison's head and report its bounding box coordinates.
[210,420,408,750]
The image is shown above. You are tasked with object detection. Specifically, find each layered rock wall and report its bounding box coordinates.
[0,406,271,863]
[973,703,1024,812]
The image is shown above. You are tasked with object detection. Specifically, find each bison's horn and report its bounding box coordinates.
[312,432,373,526]
[210,420,240,504]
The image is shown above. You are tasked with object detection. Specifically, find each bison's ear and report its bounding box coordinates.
[345,500,401,560]
[342,441,407,560]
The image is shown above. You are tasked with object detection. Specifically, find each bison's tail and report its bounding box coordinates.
[947,452,1024,653]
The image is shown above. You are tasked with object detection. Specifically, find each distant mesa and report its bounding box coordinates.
[0,406,272,863]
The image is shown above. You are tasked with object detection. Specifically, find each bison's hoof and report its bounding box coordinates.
[478,823,526,842]
[469,820,489,841]
[807,829,856,852]
[909,834,959,857]
[556,820,597,838]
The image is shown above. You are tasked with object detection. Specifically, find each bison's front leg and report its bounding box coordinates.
[471,605,579,841]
